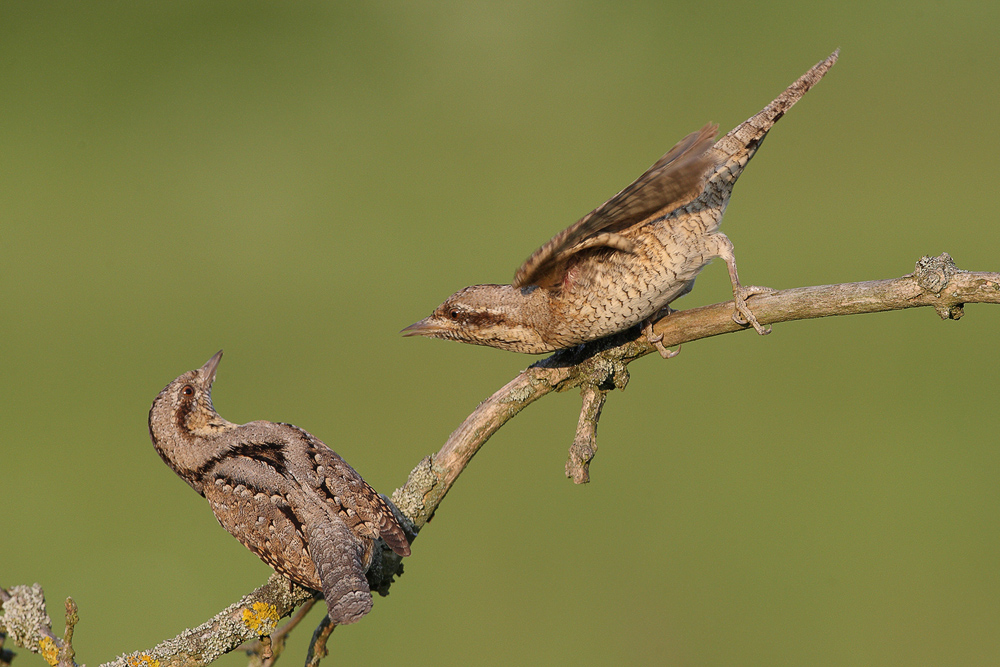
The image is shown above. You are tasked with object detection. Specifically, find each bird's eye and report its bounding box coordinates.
[181,385,194,397]
[448,309,460,320]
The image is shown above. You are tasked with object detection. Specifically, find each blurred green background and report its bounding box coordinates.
[2,2,998,665]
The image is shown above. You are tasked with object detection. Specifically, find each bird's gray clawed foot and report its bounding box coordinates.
[642,319,680,359]
[732,285,773,335]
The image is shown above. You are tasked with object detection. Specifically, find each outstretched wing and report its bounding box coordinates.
[513,123,719,290]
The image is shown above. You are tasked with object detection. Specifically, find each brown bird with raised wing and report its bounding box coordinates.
[404,51,838,357]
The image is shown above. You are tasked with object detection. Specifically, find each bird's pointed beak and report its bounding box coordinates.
[400,317,442,338]
[201,350,223,386]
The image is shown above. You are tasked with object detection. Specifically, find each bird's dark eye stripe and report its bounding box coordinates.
[467,311,502,327]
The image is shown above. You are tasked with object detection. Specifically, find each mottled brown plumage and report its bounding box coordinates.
[148,351,410,625]
[403,51,838,356]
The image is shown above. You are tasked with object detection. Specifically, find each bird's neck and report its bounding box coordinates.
[496,284,561,350]
[149,410,236,494]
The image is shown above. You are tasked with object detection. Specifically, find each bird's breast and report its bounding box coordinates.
[549,216,719,345]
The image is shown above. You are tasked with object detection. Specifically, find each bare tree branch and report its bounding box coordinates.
[303,618,334,667]
[391,253,998,521]
[0,585,80,667]
[101,575,314,667]
[6,254,997,666]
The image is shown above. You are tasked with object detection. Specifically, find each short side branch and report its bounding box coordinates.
[566,386,609,484]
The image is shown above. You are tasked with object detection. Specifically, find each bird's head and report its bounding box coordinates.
[149,350,230,447]
[402,284,553,354]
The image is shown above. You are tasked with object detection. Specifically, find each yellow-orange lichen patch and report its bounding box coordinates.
[241,601,279,633]
[125,654,160,667]
[38,637,59,666]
